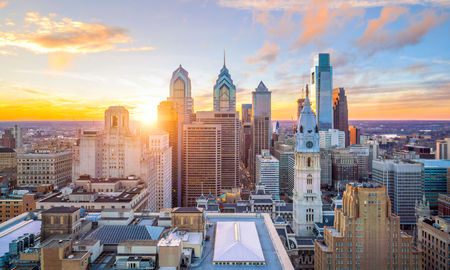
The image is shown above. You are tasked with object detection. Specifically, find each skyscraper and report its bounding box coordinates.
[333,87,349,146]
[436,138,450,159]
[256,150,279,200]
[310,53,333,131]
[158,100,179,207]
[196,111,239,191]
[213,54,236,112]
[241,104,252,168]
[251,81,271,180]
[315,183,421,269]
[148,131,172,210]
[159,65,194,206]
[168,65,193,123]
[182,123,221,207]
[293,88,323,236]
[372,159,424,228]
[349,125,360,145]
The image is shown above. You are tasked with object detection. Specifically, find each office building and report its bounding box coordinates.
[73,106,157,211]
[213,55,236,112]
[18,150,72,187]
[333,87,349,146]
[417,216,449,270]
[414,159,450,209]
[320,149,332,187]
[310,53,333,130]
[256,150,280,200]
[319,129,345,149]
[182,123,221,207]
[331,148,358,188]
[350,144,370,180]
[241,103,252,123]
[251,81,271,180]
[372,159,424,227]
[148,131,172,210]
[0,147,16,171]
[196,111,239,191]
[158,100,179,207]
[349,125,360,145]
[293,89,323,236]
[436,138,450,160]
[315,183,421,270]
[273,144,294,194]
[437,193,450,216]
[241,104,253,168]
[1,129,15,149]
[168,65,193,123]
[288,155,295,195]
[0,192,35,222]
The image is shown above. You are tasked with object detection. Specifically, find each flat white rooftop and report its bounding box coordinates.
[213,221,265,264]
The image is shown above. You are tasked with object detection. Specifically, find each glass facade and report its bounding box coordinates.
[310,53,333,131]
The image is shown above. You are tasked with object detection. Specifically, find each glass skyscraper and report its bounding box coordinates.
[310,53,333,130]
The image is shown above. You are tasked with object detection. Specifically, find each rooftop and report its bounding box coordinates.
[43,206,79,214]
[0,219,41,257]
[172,207,203,213]
[190,214,293,270]
[413,159,450,168]
[85,225,164,245]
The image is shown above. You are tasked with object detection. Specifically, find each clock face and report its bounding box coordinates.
[306,141,314,148]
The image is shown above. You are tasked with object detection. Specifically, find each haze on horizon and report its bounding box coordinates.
[0,0,449,123]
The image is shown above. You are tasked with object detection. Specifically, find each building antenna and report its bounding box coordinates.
[223,49,226,68]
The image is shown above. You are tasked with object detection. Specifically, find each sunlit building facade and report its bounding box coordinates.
[333,87,349,146]
[310,53,333,131]
[182,123,221,207]
[315,183,421,270]
[213,57,236,112]
[256,150,280,200]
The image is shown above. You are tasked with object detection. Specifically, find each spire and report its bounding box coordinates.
[223,49,226,68]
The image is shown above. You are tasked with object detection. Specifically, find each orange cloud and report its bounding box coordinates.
[292,0,364,48]
[0,12,155,55]
[0,1,7,9]
[246,40,279,64]
[357,8,447,54]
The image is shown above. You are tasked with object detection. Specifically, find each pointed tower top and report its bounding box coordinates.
[256,81,268,92]
[223,49,226,68]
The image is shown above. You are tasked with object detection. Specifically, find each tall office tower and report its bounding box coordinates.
[310,53,333,130]
[158,100,179,207]
[333,88,349,146]
[73,106,157,210]
[251,81,271,180]
[256,150,279,200]
[241,104,252,123]
[288,155,295,195]
[372,160,424,228]
[241,104,252,168]
[320,149,332,187]
[182,123,221,207]
[17,150,72,187]
[315,183,421,270]
[331,148,358,189]
[366,139,379,173]
[73,130,102,180]
[436,138,450,159]
[168,65,193,123]
[293,90,323,236]
[417,215,449,270]
[196,111,239,190]
[349,125,360,145]
[349,144,370,180]
[148,131,172,210]
[319,129,345,149]
[213,56,236,112]
[273,144,294,195]
[414,159,450,209]
[9,125,23,149]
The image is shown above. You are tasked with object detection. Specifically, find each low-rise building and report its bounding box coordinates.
[40,238,90,270]
[0,192,36,222]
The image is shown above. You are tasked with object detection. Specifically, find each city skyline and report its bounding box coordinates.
[0,0,449,122]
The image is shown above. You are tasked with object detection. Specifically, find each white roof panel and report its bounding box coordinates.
[213,221,265,263]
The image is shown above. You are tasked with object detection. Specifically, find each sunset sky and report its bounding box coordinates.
[0,0,449,123]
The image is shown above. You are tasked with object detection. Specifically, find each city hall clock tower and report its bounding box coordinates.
[293,85,323,236]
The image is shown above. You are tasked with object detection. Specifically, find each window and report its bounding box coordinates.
[112,116,118,127]
[307,174,313,185]
[307,157,312,167]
